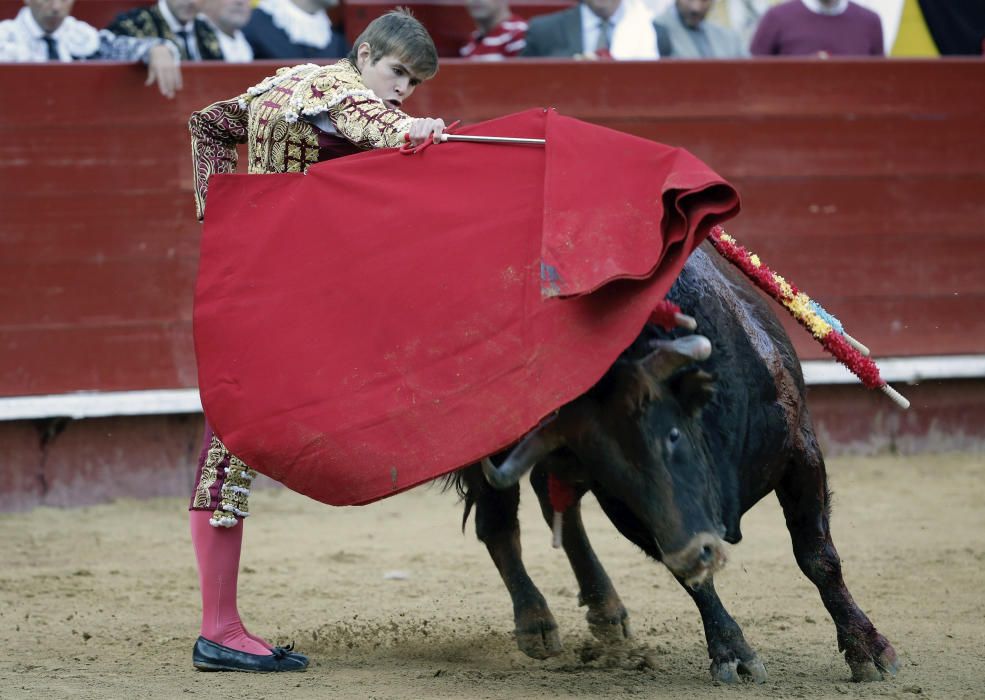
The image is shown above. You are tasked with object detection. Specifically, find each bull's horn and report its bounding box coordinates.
[643,335,712,381]
[674,312,697,331]
[482,421,563,490]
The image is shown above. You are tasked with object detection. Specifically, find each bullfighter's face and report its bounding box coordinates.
[356,44,424,110]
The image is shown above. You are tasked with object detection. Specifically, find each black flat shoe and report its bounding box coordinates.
[193,636,309,672]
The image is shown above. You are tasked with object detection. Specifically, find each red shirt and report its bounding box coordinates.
[460,14,528,59]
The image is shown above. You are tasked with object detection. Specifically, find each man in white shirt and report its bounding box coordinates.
[522,0,673,59]
[200,0,253,62]
[0,0,183,97]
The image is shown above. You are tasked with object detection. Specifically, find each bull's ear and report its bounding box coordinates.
[669,369,715,416]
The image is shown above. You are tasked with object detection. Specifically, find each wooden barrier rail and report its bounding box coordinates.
[1,59,983,399]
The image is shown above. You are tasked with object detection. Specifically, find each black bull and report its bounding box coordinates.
[453,242,899,683]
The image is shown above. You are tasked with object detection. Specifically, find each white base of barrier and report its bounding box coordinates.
[2,354,984,421]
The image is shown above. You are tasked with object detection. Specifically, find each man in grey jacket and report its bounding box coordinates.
[657,0,746,58]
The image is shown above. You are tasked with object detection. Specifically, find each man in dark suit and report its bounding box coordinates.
[107,0,223,61]
[241,0,347,60]
[522,0,672,58]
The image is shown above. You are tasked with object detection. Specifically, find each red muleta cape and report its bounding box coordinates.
[194,108,740,506]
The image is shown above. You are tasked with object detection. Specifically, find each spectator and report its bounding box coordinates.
[460,0,527,59]
[107,0,223,60]
[522,0,673,59]
[658,0,746,57]
[200,0,253,62]
[0,0,182,97]
[703,0,782,48]
[750,0,883,56]
[241,0,346,60]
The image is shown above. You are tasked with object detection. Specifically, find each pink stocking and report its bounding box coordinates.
[190,510,272,655]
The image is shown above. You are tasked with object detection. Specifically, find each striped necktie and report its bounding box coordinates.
[175,29,192,59]
[596,20,613,52]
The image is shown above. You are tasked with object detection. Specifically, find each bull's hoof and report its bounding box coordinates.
[848,643,899,682]
[846,633,899,682]
[709,654,768,684]
[515,621,563,659]
[586,606,632,644]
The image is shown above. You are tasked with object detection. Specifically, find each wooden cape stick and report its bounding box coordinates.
[438,134,546,146]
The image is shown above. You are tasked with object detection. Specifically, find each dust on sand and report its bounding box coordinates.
[1,453,983,699]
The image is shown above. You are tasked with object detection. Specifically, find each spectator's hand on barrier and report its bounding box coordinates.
[574,50,611,61]
[407,118,445,146]
[146,45,182,99]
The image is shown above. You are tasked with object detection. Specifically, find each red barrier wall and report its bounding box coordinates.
[1,59,984,400]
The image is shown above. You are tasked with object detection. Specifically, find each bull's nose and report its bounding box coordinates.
[662,532,728,587]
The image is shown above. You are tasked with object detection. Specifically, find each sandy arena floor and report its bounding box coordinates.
[1,452,983,699]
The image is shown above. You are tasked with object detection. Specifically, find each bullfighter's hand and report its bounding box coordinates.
[146,45,183,99]
[407,117,445,146]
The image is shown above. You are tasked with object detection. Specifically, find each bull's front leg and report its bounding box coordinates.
[678,576,768,683]
[529,462,632,645]
[461,464,563,659]
[776,449,899,682]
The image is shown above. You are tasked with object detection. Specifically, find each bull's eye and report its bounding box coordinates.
[668,428,681,443]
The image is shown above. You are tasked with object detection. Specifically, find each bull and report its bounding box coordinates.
[454,241,899,683]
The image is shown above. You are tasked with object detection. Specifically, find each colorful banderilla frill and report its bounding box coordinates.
[648,299,698,332]
[707,226,909,410]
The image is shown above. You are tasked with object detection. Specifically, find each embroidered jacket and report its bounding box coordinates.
[189,59,414,220]
[107,4,222,60]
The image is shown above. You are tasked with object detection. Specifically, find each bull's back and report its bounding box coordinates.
[669,242,815,521]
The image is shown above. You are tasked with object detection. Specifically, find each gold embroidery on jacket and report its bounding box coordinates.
[193,435,227,509]
[240,60,413,164]
[199,29,221,59]
[190,60,416,219]
[188,97,248,220]
[211,451,258,528]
